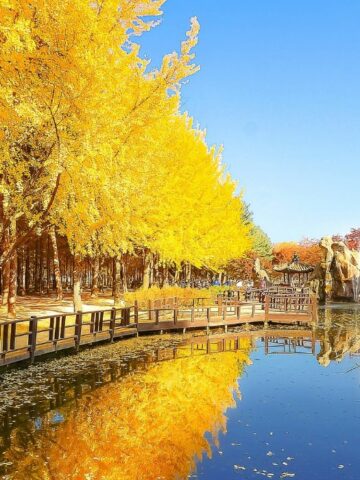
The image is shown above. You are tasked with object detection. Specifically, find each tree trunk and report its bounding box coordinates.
[39,233,46,294]
[17,247,26,296]
[1,225,10,306]
[25,246,30,294]
[34,236,41,293]
[46,233,51,293]
[162,264,169,287]
[65,257,71,291]
[7,250,17,318]
[113,256,122,304]
[186,262,192,283]
[143,251,152,289]
[73,254,82,312]
[121,254,128,293]
[174,266,180,286]
[2,259,10,306]
[91,256,100,298]
[7,219,17,318]
[153,254,159,286]
[49,226,63,301]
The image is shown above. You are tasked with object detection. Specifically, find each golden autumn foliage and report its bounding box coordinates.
[124,285,212,304]
[3,339,252,480]
[0,0,253,315]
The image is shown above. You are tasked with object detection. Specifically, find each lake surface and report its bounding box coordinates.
[0,305,359,479]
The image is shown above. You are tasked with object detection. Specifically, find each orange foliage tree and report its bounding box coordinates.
[345,228,360,250]
[273,238,323,266]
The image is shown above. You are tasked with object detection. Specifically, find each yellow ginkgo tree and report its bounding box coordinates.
[0,0,254,315]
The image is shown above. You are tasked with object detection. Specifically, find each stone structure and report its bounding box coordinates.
[310,236,360,302]
[253,258,270,286]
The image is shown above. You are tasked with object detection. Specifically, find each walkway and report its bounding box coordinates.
[0,293,317,367]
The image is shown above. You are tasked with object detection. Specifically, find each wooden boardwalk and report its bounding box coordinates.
[0,293,317,367]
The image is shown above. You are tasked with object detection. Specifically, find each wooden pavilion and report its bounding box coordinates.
[273,254,314,286]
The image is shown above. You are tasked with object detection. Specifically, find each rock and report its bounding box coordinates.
[254,258,270,285]
[310,237,360,302]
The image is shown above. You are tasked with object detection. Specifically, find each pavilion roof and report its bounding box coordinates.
[273,261,314,274]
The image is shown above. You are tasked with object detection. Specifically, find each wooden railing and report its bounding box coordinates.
[0,293,317,367]
[264,293,317,324]
[218,286,311,304]
[134,296,210,310]
[265,294,315,312]
[0,307,137,366]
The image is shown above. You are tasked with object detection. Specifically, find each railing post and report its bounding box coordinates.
[311,330,316,355]
[134,300,139,325]
[10,322,16,350]
[2,323,8,353]
[148,299,152,322]
[173,305,178,325]
[90,312,95,334]
[75,311,83,352]
[121,307,129,326]
[49,317,54,341]
[29,316,38,363]
[265,296,270,322]
[110,308,116,343]
[191,306,195,322]
[265,335,269,354]
[0,326,5,364]
[236,305,241,321]
[218,296,223,316]
[61,315,66,338]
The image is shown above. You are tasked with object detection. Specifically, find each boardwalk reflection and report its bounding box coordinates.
[264,333,316,355]
[262,306,360,365]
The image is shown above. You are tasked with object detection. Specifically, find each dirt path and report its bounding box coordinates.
[0,292,118,321]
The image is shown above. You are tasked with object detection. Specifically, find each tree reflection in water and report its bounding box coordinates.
[1,305,359,480]
[1,338,253,480]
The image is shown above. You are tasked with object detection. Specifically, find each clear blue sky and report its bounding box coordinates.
[138,0,359,243]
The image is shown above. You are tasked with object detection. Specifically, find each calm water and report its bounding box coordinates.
[0,305,359,480]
